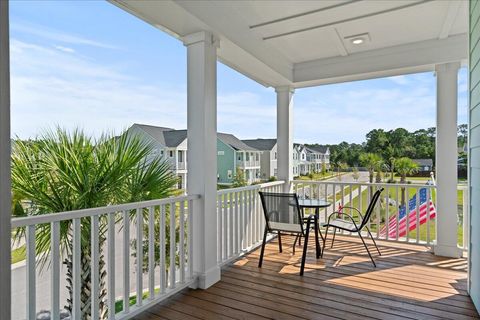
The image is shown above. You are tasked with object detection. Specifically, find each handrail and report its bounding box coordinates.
[291,180,436,189]
[217,181,285,195]
[11,194,201,228]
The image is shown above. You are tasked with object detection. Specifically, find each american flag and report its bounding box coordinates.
[380,188,436,239]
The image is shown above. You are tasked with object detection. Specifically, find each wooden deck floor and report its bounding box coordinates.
[135,235,479,320]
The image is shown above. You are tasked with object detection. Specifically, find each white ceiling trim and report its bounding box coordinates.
[293,33,468,87]
[262,0,431,41]
[330,28,349,57]
[438,0,462,40]
[249,0,360,29]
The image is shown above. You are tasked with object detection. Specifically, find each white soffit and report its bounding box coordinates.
[111,0,468,88]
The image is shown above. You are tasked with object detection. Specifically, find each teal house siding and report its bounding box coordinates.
[470,0,480,310]
[217,139,235,184]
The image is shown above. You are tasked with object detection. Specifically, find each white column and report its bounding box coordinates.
[434,62,462,258]
[183,31,221,289]
[0,1,10,318]
[276,86,294,192]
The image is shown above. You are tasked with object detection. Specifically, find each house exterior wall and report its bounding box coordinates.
[217,139,235,184]
[469,0,480,310]
[259,150,271,180]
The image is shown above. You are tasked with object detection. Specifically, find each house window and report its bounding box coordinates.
[274,152,277,159]
[218,151,224,156]
[169,151,173,157]
[227,170,232,179]
[256,153,259,161]
[178,151,183,162]
[160,150,164,156]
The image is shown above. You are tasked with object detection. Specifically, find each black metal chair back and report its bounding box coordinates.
[259,191,305,235]
[360,188,384,229]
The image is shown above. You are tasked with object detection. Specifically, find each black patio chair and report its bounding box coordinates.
[322,188,383,267]
[258,191,321,276]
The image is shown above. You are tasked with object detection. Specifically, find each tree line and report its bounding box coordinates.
[308,124,467,169]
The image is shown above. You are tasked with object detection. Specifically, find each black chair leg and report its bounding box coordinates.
[321,225,329,258]
[278,231,283,253]
[358,231,376,267]
[298,234,302,246]
[293,234,299,255]
[314,217,321,259]
[366,226,381,256]
[258,227,268,268]
[300,219,311,276]
[331,227,337,248]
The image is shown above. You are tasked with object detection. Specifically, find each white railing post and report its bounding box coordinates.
[184,31,221,289]
[0,2,11,319]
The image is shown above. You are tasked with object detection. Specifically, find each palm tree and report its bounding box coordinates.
[11,128,177,318]
[359,153,382,183]
[395,157,419,205]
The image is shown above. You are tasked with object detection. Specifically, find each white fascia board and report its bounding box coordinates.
[293,34,468,88]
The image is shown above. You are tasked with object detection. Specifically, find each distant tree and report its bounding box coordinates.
[458,124,468,147]
[359,153,382,183]
[395,157,419,205]
[352,167,360,181]
[321,160,327,176]
[232,167,247,187]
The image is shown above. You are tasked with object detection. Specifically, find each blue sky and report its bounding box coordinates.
[9,1,468,144]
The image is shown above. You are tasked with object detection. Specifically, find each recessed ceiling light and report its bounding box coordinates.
[344,33,371,46]
[351,38,364,45]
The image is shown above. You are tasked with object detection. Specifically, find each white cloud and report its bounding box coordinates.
[294,78,439,144]
[387,75,409,85]
[10,37,276,141]
[10,38,187,139]
[54,45,75,53]
[11,20,119,50]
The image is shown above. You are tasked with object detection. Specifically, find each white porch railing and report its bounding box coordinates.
[216,181,285,265]
[11,194,199,320]
[291,180,469,249]
[237,160,260,168]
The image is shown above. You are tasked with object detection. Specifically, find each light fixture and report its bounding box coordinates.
[351,38,364,45]
[344,32,371,46]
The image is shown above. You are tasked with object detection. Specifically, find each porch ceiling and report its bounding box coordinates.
[111,0,468,88]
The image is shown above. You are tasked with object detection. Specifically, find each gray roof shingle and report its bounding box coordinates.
[218,133,257,151]
[133,124,255,150]
[242,138,276,151]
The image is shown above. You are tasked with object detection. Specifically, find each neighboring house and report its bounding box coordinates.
[126,124,188,189]
[242,138,277,180]
[296,144,310,176]
[293,144,301,177]
[217,133,261,185]
[413,159,434,173]
[305,145,330,172]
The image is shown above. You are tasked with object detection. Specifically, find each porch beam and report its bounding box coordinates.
[294,34,468,87]
[434,62,462,258]
[276,86,294,192]
[183,31,221,289]
[0,1,11,318]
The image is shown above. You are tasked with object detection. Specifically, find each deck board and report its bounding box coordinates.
[135,235,479,320]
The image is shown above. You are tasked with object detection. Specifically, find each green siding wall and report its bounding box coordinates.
[470,0,480,311]
[217,139,235,184]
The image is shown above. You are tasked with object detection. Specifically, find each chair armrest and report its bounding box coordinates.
[325,212,360,230]
[337,206,365,221]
